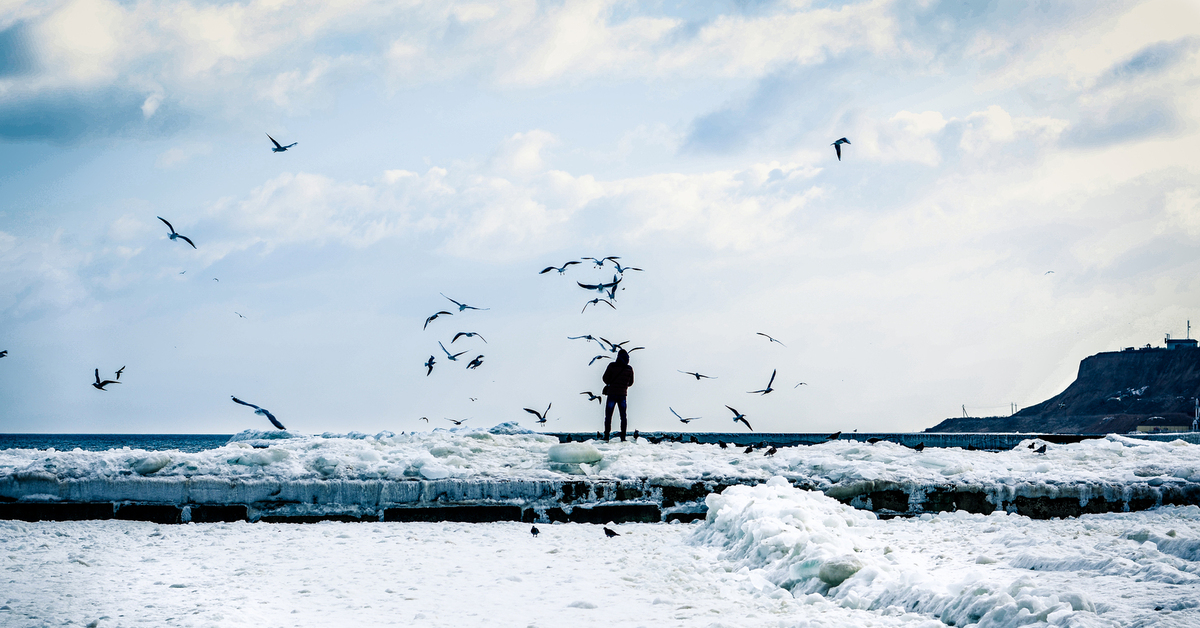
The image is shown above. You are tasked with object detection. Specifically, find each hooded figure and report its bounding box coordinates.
[601,349,634,441]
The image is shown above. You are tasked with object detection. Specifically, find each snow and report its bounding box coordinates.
[2,480,1197,627]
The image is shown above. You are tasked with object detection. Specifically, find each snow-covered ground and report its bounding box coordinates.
[2,479,1197,628]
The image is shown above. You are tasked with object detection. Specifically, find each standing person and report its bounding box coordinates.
[601,349,634,441]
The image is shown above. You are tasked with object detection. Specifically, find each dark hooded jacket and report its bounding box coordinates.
[601,350,634,399]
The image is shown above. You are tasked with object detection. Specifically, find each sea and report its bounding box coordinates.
[0,434,232,453]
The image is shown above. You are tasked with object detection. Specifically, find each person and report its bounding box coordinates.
[601,349,634,441]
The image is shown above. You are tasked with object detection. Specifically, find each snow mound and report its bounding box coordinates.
[489,422,534,435]
[548,443,602,464]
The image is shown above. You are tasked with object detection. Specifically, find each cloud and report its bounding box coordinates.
[0,21,37,78]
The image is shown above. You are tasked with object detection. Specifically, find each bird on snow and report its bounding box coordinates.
[679,370,716,380]
[756,332,785,347]
[826,431,841,441]
[439,341,467,362]
[748,369,777,395]
[92,368,121,391]
[531,525,540,537]
[588,354,611,366]
[582,298,615,313]
[717,441,727,449]
[580,391,603,404]
[831,137,850,161]
[670,407,700,424]
[445,418,468,426]
[267,133,297,153]
[466,355,484,369]
[424,355,435,376]
[424,311,453,330]
[231,396,285,430]
[764,446,778,457]
[524,403,552,425]
[452,331,487,343]
[442,293,489,312]
[867,437,882,444]
[913,442,926,452]
[743,445,754,454]
[157,217,196,249]
[540,261,581,275]
[603,526,620,538]
[1035,444,1047,454]
[727,406,753,431]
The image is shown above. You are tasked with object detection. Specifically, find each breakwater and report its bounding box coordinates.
[549,431,1200,449]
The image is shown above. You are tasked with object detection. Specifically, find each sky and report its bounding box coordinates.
[1,0,1198,435]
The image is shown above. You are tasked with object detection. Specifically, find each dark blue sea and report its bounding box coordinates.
[0,434,232,453]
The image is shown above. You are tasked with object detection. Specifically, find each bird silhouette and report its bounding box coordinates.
[582,298,615,313]
[727,406,753,430]
[418,417,430,422]
[0,350,7,358]
[231,396,285,430]
[717,441,727,449]
[743,445,754,454]
[540,261,581,275]
[92,368,120,391]
[831,137,850,161]
[157,217,196,249]
[794,382,807,388]
[531,525,540,537]
[632,429,639,442]
[442,294,489,311]
[267,133,297,152]
[825,431,841,441]
[670,407,700,424]
[424,311,453,330]
[445,418,468,426]
[582,256,619,268]
[867,437,882,444]
[1035,444,1047,454]
[678,370,715,380]
[452,331,487,343]
[580,391,603,404]
[612,261,642,274]
[588,355,611,366]
[913,442,925,452]
[466,355,484,369]
[603,526,620,538]
[235,312,247,319]
[524,403,552,425]
[764,446,777,457]
[756,332,785,347]
[115,366,125,380]
[748,369,776,395]
[424,355,435,376]
[439,341,467,361]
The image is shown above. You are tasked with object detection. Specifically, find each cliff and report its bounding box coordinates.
[927,347,1200,433]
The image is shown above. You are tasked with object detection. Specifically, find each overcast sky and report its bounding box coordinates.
[1,0,1198,435]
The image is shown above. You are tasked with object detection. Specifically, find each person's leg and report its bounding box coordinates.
[618,399,628,441]
[604,398,616,440]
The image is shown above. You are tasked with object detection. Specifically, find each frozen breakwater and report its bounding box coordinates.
[3,426,1200,523]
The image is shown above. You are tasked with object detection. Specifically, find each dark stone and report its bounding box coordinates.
[615,485,646,501]
[0,502,114,521]
[921,490,993,514]
[659,483,708,508]
[522,507,569,523]
[190,505,248,523]
[115,504,181,524]
[863,490,910,513]
[568,503,660,524]
[383,505,522,523]
[260,514,375,524]
[1011,496,1082,519]
[560,482,589,503]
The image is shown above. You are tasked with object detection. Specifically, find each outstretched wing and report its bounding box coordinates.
[738,417,753,431]
[767,369,776,388]
[231,396,261,410]
[577,281,601,290]
[262,410,285,430]
[283,142,297,150]
[670,407,682,420]
[539,267,556,274]
[178,235,196,249]
[157,216,175,233]
[834,143,841,161]
[267,133,283,149]
[523,407,543,419]
[95,368,101,384]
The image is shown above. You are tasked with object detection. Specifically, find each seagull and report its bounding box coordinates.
[267,133,297,153]
[92,368,121,391]
[582,298,615,313]
[235,312,246,319]
[442,294,489,312]
[531,525,540,537]
[612,261,643,274]
[213,278,219,282]
[466,355,484,369]
[439,341,467,362]
[679,370,716,380]
[445,418,468,426]
[603,526,620,538]
[831,137,850,161]
[452,331,487,343]
[1035,444,1047,454]
[913,442,925,452]
[727,406,753,431]
[568,334,605,348]
[794,382,807,388]
[179,271,186,274]
[582,256,619,268]
[717,440,727,449]
[748,369,776,395]
[825,431,841,440]
[524,403,551,425]
[540,261,581,275]
[418,417,429,422]
[115,366,125,380]
[756,332,785,347]
[157,216,196,249]
[580,391,603,404]
[1045,271,1054,275]
[670,407,700,424]
[764,446,777,457]
[743,445,754,454]
[588,355,611,366]
[231,396,285,430]
[0,350,6,358]
[424,311,453,330]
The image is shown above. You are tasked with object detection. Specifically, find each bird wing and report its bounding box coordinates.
[267,133,282,149]
[577,281,601,290]
[523,408,544,419]
[603,256,620,261]
[539,267,556,274]
[98,380,120,386]
[739,417,754,431]
[451,350,467,359]
[452,332,466,342]
[563,261,580,267]
[263,411,285,430]
[767,369,776,388]
[95,368,101,384]
[670,407,682,420]
[442,294,464,308]
[438,341,451,357]
[283,142,297,150]
[726,405,740,415]
[157,216,175,233]
[178,235,196,249]
[231,396,261,410]
[834,143,841,160]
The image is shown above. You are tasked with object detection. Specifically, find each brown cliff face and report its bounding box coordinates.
[927,348,1200,433]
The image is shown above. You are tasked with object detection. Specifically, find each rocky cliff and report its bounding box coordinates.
[927,347,1200,433]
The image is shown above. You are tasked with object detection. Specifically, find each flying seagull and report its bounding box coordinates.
[424,311,453,330]
[452,331,487,343]
[580,391,602,404]
[670,407,700,424]
[727,405,753,431]
[826,431,841,441]
[582,256,619,268]
[442,293,489,311]
[524,403,552,425]
[235,312,247,319]
[588,355,611,366]
[748,369,776,395]
[794,382,807,388]
[540,261,581,275]
[466,355,484,369]
[231,396,285,430]
[267,133,297,153]
[831,137,850,161]
[92,368,121,391]
[115,366,125,380]
[439,341,467,362]
[1045,271,1054,275]
[582,298,615,313]
[424,355,435,376]
[0,350,7,358]
[756,332,785,347]
[678,370,715,380]
[418,417,430,422]
[157,217,196,249]
[612,261,642,274]
[446,418,468,426]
